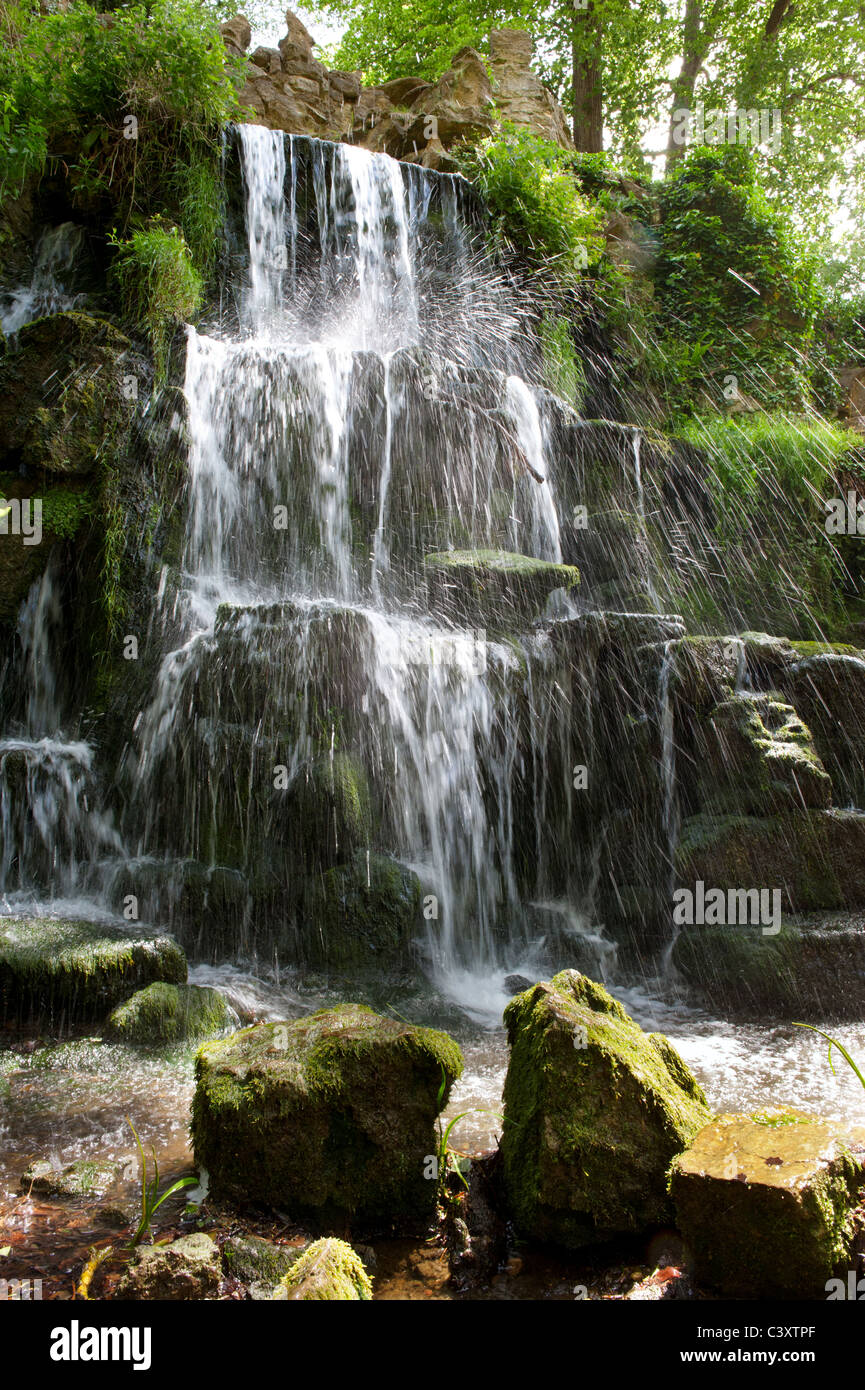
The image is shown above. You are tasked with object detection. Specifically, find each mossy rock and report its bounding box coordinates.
[191,1005,463,1232]
[670,1112,865,1297]
[694,692,832,815]
[19,1156,122,1200]
[676,809,865,912]
[671,913,865,1020]
[0,918,187,1024]
[271,1237,372,1300]
[500,970,710,1249]
[424,548,579,628]
[115,1232,221,1301]
[222,1234,310,1297]
[303,851,422,969]
[0,312,135,478]
[104,982,237,1046]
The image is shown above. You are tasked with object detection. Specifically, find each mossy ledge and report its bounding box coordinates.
[0,918,187,1024]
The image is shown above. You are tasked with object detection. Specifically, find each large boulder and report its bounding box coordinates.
[0,918,186,1024]
[500,971,710,1248]
[691,693,832,814]
[104,981,237,1045]
[488,29,573,148]
[302,851,422,970]
[115,1233,221,1301]
[191,1006,463,1231]
[272,1237,372,1300]
[671,1111,865,1297]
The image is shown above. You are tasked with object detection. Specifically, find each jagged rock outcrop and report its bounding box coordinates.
[488,29,572,148]
[223,11,572,162]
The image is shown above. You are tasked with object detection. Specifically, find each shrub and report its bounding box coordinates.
[109,221,202,378]
[455,124,604,288]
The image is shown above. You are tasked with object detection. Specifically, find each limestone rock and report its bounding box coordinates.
[489,28,573,147]
[501,971,710,1247]
[424,548,579,628]
[20,1156,122,1199]
[671,1111,865,1297]
[191,1006,462,1230]
[220,14,251,55]
[115,1233,221,1301]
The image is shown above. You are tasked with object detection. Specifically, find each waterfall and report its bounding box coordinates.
[0,223,87,337]
[0,562,122,906]
[127,125,580,994]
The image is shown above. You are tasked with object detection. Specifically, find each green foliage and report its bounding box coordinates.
[126,1118,197,1249]
[539,310,585,408]
[0,0,240,275]
[109,222,201,378]
[454,125,603,286]
[675,412,861,509]
[653,146,820,413]
[41,486,94,539]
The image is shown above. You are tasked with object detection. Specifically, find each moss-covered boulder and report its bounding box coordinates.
[104,982,237,1046]
[671,913,865,1020]
[425,548,579,627]
[115,1232,221,1301]
[303,851,422,969]
[0,312,135,478]
[20,1156,122,1199]
[191,1005,463,1231]
[500,970,710,1248]
[0,918,187,1024]
[271,1237,373,1300]
[670,1111,865,1297]
[676,808,865,913]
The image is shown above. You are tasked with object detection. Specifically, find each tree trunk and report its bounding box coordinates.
[665,0,709,170]
[572,3,603,152]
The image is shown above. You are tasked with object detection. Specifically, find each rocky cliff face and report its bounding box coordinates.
[224,10,573,167]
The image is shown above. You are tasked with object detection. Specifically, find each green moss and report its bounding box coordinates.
[191,1006,463,1231]
[0,918,186,1023]
[104,981,235,1046]
[500,971,709,1248]
[222,1235,309,1290]
[304,851,422,970]
[272,1237,372,1301]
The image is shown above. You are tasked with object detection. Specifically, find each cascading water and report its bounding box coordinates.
[127,126,604,1005]
[0,559,122,908]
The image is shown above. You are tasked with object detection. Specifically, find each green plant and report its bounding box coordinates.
[109,221,202,379]
[126,1118,197,1249]
[455,124,604,289]
[793,1024,865,1093]
[434,1066,501,1195]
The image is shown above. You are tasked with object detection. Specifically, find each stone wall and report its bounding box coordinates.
[222,10,573,167]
